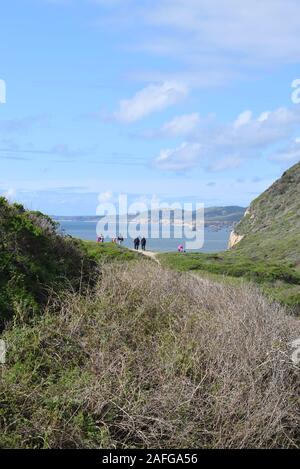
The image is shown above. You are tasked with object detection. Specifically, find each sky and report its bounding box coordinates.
[1,0,300,215]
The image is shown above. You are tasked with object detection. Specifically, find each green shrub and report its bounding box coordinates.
[0,261,299,448]
[0,198,95,329]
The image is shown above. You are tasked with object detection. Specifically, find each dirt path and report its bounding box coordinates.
[131,248,161,264]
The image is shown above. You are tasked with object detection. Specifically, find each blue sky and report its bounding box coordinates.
[1,0,300,215]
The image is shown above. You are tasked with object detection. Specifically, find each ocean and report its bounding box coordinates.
[58,220,231,253]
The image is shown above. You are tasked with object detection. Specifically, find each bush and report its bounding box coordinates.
[0,198,95,329]
[158,252,300,309]
[1,261,299,448]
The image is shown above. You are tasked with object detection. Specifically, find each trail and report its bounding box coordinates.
[132,249,209,283]
[131,248,161,265]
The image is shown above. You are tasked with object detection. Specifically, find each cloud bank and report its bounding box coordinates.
[114,81,188,123]
[155,106,300,172]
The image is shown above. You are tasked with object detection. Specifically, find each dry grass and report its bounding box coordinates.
[0,260,299,448]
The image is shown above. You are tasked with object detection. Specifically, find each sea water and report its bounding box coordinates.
[58,220,231,253]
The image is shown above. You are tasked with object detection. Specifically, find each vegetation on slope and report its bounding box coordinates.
[158,251,300,308]
[233,161,300,266]
[0,198,137,330]
[159,162,300,309]
[1,261,299,449]
[0,199,299,448]
[81,240,139,263]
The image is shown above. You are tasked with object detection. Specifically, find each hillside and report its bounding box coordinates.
[230,161,300,266]
[1,260,299,448]
[0,201,299,448]
[54,206,245,229]
[0,198,137,330]
[159,162,300,309]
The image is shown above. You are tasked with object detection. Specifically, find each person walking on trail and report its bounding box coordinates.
[118,234,124,245]
[134,237,140,250]
[177,243,184,253]
[141,237,146,251]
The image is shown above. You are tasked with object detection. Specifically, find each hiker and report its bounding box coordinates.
[97,234,104,243]
[141,237,146,251]
[134,237,140,250]
[118,234,124,245]
[177,243,184,253]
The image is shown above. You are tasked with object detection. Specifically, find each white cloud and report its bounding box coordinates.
[106,0,300,88]
[269,140,300,164]
[156,142,202,171]
[161,113,200,137]
[44,1,300,88]
[2,188,17,202]
[213,107,300,150]
[233,111,252,129]
[257,111,270,123]
[136,112,214,139]
[142,0,300,65]
[114,81,188,123]
[154,106,300,172]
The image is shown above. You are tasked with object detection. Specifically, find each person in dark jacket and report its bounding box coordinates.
[141,237,146,251]
[134,237,140,250]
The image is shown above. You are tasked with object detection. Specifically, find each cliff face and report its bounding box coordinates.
[228,231,244,249]
[237,162,300,235]
[228,208,249,248]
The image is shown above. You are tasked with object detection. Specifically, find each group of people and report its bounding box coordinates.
[114,235,124,245]
[96,234,124,245]
[96,235,184,253]
[134,237,146,251]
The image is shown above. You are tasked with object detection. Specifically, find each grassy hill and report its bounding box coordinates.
[232,161,300,266]
[0,196,299,448]
[159,162,300,309]
[1,260,299,448]
[0,198,137,330]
